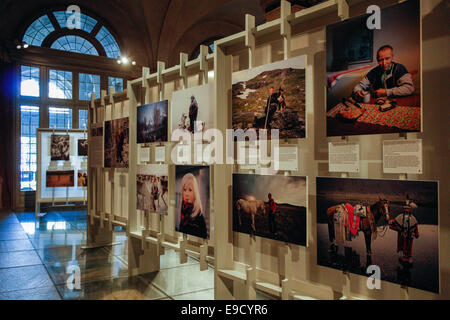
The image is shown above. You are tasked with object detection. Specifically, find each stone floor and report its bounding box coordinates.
[0,210,275,300]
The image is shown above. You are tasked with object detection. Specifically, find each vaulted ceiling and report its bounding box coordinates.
[0,0,324,69]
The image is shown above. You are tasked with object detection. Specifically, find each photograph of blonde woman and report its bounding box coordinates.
[175,166,210,239]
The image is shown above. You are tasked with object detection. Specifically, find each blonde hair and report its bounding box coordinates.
[181,173,203,218]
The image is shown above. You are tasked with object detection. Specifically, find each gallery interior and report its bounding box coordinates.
[0,0,448,301]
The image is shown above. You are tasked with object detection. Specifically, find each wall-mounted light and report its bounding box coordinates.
[117,56,136,66]
[16,41,29,50]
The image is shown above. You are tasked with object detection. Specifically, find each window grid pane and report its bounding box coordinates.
[53,11,97,33]
[20,65,40,97]
[95,26,121,58]
[20,106,40,191]
[108,77,123,94]
[50,35,98,56]
[79,73,100,100]
[79,109,89,129]
[49,69,73,99]
[22,15,55,46]
[49,107,73,129]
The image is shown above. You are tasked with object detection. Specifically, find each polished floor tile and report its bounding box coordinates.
[69,221,87,230]
[14,212,36,223]
[45,255,128,285]
[159,248,199,270]
[36,245,111,264]
[104,238,128,259]
[0,223,24,232]
[0,214,19,225]
[172,288,215,300]
[0,231,28,241]
[0,286,61,300]
[0,265,54,293]
[0,250,42,269]
[0,239,34,253]
[140,264,214,297]
[57,276,167,300]
[29,232,87,249]
[0,211,218,300]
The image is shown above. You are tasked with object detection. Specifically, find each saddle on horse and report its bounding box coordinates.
[332,203,376,242]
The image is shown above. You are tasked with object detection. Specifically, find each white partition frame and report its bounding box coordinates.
[86,0,448,300]
[35,128,88,218]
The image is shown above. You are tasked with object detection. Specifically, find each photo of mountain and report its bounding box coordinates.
[232,55,306,139]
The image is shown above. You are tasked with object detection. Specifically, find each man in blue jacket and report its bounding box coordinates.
[353,45,415,100]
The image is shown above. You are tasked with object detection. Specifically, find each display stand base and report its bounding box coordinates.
[86,216,114,247]
[128,236,160,276]
[81,241,121,250]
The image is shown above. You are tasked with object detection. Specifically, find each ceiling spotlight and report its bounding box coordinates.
[117,59,122,64]
[121,57,129,65]
[132,61,136,66]
[16,44,22,50]
[23,43,29,49]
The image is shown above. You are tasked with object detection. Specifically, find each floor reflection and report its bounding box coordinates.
[0,210,224,300]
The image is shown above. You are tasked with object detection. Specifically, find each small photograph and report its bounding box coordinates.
[104,117,129,168]
[46,170,75,188]
[175,165,210,239]
[51,134,70,161]
[137,101,168,143]
[136,164,169,214]
[77,139,88,156]
[232,55,306,139]
[316,177,439,293]
[233,174,307,246]
[77,170,88,187]
[171,83,214,134]
[326,0,421,136]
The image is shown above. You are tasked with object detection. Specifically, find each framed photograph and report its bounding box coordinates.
[232,55,306,139]
[316,177,439,293]
[77,139,88,156]
[171,83,214,135]
[90,123,103,168]
[50,134,70,161]
[233,173,307,246]
[175,165,210,239]
[104,117,129,168]
[77,170,88,187]
[136,164,169,214]
[46,170,74,188]
[326,0,421,136]
[137,101,168,143]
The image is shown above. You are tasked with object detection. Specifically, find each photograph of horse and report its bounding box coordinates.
[326,198,390,266]
[316,177,439,293]
[233,174,307,246]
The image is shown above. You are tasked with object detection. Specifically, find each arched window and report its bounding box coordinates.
[50,35,99,56]
[191,38,218,60]
[22,15,55,47]
[22,11,121,58]
[18,9,127,192]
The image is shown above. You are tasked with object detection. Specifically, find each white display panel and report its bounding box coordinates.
[383,139,422,174]
[328,142,360,173]
[155,146,166,162]
[277,145,299,171]
[39,130,88,201]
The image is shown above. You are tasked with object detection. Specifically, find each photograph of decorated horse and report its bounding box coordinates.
[233,174,307,246]
[316,177,439,293]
